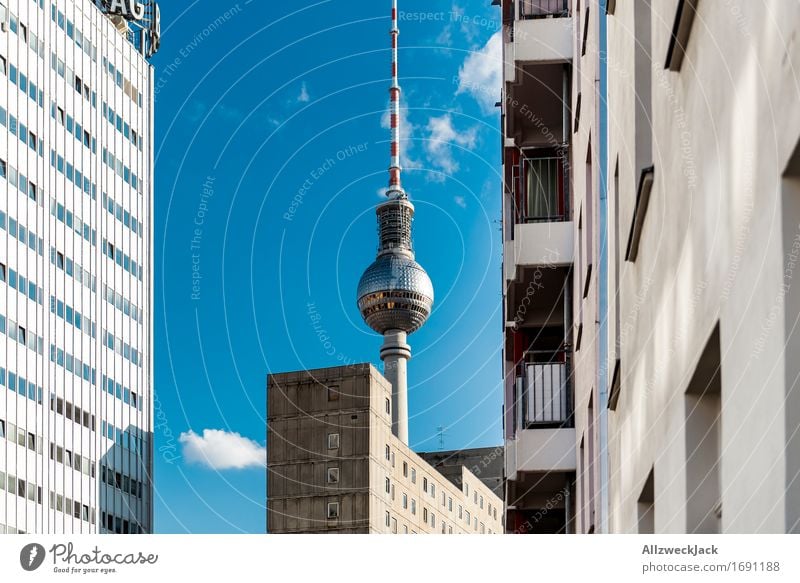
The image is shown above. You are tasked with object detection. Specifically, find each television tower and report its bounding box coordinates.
[357,0,434,445]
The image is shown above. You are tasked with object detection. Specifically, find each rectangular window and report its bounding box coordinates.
[402,461,408,477]
[327,385,339,401]
[385,445,390,461]
[411,468,416,484]
[402,493,408,509]
[327,502,339,519]
[385,511,391,528]
[385,477,390,494]
[423,477,428,492]
[327,467,339,484]
[411,499,416,515]
[423,508,428,523]
[327,433,339,449]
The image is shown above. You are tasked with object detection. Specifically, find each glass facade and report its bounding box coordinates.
[0,0,153,533]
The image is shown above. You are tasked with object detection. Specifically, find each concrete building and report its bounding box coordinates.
[267,365,503,534]
[0,0,159,534]
[500,0,800,534]
[419,447,503,500]
[500,0,601,533]
[606,0,800,533]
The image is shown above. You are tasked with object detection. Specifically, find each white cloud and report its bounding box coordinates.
[424,114,479,177]
[457,31,502,115]
[180,429,266,470]
[297,82,310,103]
[454,195,467,208]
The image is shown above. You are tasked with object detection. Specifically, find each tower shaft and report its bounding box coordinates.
[381,330,411,443]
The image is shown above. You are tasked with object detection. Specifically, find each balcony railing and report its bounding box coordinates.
[515,349,573,429]
[519,0,570,20]
[512,154,569,224]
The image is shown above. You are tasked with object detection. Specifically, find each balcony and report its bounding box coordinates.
[504,153,573,284]
[515,350,573,430]
[519,0,570,19]
[504,1,572,84]
[506,350,576,480]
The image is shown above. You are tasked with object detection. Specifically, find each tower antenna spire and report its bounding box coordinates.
[388,0,404,198]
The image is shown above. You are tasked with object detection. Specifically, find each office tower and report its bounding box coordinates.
[0,0,159,533]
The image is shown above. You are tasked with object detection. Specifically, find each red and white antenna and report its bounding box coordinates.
[388,0,405,198]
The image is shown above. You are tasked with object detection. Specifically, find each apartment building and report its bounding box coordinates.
[0,0,159,534]
[501,0,800,534]
[606,0,800,533]
[267,364,503,534]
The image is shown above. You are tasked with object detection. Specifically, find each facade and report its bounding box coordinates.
[419,447,503,500]
[501,0,800,534]
[267,365,503,534]
[606,0,800,533]
[0,0,158,534]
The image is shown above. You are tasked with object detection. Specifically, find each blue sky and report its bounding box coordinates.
[150,0,503,533]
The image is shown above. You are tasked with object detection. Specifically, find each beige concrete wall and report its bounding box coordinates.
[607,0,800,533]
[571,0,603,534]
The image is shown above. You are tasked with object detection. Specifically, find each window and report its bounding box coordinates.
[480,496,484,509]
[431,484,435,498]
[385,511,390,528]
[402,461,408,477]
[465,483,469,496]
[465,510,470,524]
[423,477,428,492]
[385,477,390,494]
[474,492,478,504]
[411,468,416,484]
[411,499,416,515]
[327,502,339,519]
[480,522,485,534]
[423,508,428,523]
[431,513,436,528]
[403,525,408,534]
[385,445,390,461]
[442,492,446,507]
[327,385,339,401]
[327,467,339,484]
[391,517,397,534]
[459,505,463,519]
[448,497,452,512]
[402,493,408,509]
[385,398,390,415]
[327,433,339,449]
[441,522,446,534]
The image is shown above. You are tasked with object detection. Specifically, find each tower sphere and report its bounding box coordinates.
[357,253,434,334]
